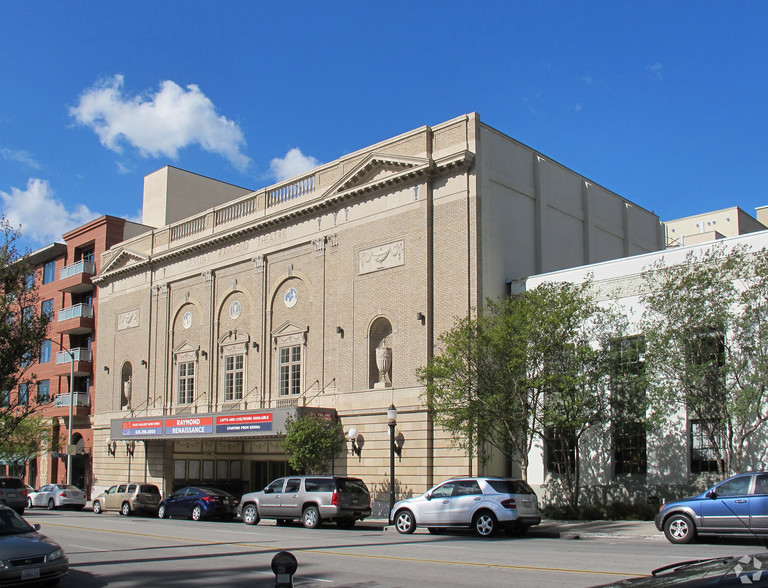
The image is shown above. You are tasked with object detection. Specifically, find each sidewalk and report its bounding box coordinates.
[368,518,662,540]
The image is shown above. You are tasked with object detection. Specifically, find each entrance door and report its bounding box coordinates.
[250,460,290,493]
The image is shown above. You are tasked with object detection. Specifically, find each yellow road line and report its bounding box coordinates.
[41,521,644,578]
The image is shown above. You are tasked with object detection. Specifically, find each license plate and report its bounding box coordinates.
[352,499,359,505]
[22,569,40,580]
[522,501,532,508]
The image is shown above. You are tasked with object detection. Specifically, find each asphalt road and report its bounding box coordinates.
[23,509,768,587]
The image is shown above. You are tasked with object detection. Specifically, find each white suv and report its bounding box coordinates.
[391,477,541,537]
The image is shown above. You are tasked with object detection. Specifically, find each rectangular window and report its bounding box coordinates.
[546,427,577,475]
[0,390,9,407]
[40,340,52,363]
[18,384,28,406]
[279,345,301,396]
[178,361,195,404]
[37,380,50,403]
[43,261,56,284]
[41,299,54,319]
[691,419,721,473]
[224,355,244,401]
[611,336,647,476]
[24,273,35,289]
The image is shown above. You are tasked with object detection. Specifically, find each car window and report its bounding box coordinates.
[117,485,127,493]
[140,485,160,494]
[0,509,34,535]
[127,484,137,493]
[337,478,368,494]
[61,485,78,491]
[454,480,482,496]
[0,478,24,489]
[266,479,285,493]
[305,478,335,492]
[431,482,456,498]
[106,485,117,494]
[755,475,768,495]
[40,485,51,492]
[285,478,301,493]
[486,479,535,495]
[717,476,751,497]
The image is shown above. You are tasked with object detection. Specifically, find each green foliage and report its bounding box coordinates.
[282,413,345,475]
[0,415,50,468]
[420,279,627,512]
[0,217,52,440]
[641,244,768,475]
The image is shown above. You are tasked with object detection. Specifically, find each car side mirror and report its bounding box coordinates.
[425,493,432,501]
[264,487,273,494]
[33,523,41,530]
[706,490,717,500]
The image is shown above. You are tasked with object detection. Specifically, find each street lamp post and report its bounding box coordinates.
[387,404,397,524]
[47,339,75,485]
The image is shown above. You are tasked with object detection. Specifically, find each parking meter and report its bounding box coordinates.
[271,551,298,588]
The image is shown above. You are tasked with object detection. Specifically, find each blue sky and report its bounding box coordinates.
[1,1,766,250]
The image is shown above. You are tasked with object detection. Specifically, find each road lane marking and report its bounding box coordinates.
[40,521,643,578]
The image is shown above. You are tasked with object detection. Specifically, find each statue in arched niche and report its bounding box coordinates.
[375,342,392,388]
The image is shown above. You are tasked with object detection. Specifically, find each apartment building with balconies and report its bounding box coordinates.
[15,216,150,493]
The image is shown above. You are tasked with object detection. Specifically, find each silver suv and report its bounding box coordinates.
[391,476,541,537]
[0,476,28,515]
[239,476,371,529]
[92,482,161,516]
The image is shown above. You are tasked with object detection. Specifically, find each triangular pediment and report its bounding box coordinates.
[271,320,308,339]
[325,153,430,196]
[99,248,150,275]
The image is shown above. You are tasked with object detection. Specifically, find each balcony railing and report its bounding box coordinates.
[59,260,96,280]
[53,393,90,408]
[55,348,92,364]
[57,304,94,322]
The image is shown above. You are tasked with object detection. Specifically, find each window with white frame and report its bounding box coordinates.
[279,345,301,396]
[224,354,244,401]
[178,361,195,404]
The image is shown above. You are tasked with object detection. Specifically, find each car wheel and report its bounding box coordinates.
[276,518,292,527]
[336,518,356,529]
[120,502,132,516]
[664,513,696,544]
[158,504,167,519]
[191,505,203,521]
[48,498,56,510]
[302,505,320,529]
[242,504,260,525]
[394,509,416,534]
[92,500,102,514]
[473,511,498,537]
[427,527,445,535]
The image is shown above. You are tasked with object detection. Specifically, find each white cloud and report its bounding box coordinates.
[269,148,320,182]
[1,148,41,170]
[70,75,251,172]
[0,178,99,245]
[647,62,664,78]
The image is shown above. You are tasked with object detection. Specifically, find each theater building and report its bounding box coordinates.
[91,113,663,510]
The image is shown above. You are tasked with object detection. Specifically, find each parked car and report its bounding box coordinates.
[92,482,161,516]
[158,487,238,521]
[391,476,542,538]
[0,476,28,515]
[239,475,372,529]
[655,471,768,544]
[27,484,86,510]
[0,505,68,586]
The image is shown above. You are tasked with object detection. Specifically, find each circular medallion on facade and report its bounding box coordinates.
[182,311,193,329]
[284,287,298,308]
[229,300,242,319]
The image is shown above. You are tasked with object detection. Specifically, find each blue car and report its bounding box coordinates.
[157,487,239,521]
[655,472,768,544]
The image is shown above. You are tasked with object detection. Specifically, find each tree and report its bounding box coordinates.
[282,413,345,475]
[420,280,624,513]
[0,415,51,477]
[641,244,768,476]
[0,217,52,443]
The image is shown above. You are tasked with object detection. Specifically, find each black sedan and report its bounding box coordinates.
[0,505,69,586]
[157,487,239,521]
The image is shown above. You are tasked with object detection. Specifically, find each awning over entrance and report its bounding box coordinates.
[109,406,337,440]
